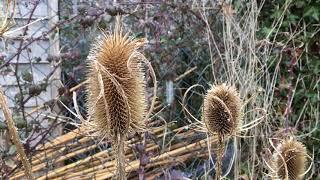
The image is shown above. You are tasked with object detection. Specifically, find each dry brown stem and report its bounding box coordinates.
[0,87,34,180]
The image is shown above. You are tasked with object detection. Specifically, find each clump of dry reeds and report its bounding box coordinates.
[202,83,242,179]
[86,19,148,179]
[272,138,307,180]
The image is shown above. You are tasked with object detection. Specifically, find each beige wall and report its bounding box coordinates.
[0,0,60,155]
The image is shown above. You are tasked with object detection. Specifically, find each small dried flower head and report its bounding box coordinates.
[274,139,307,180]
[86,25,147,141]
[203,84,241,136]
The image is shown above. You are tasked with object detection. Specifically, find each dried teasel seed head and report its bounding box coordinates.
[86,24,147,141]
[203,84,241,136]
[274,139,307,180]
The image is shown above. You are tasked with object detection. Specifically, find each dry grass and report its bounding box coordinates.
[186,0,316,178]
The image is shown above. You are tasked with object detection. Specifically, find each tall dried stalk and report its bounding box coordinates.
[0,87,34,180]
[193,0,283,178]
[203,84,242,179]
[86,17,149,180]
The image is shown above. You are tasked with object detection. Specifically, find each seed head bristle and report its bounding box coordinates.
[274,139,307,180]
[86,25,147,141]
[203,84,241,136]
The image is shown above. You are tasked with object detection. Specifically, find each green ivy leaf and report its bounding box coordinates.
[8,145,16,155]
[304,6,320,21]
[261,27,273,36]
[294,1,306,8]
[0,122,6,130]
[21,70,33,82]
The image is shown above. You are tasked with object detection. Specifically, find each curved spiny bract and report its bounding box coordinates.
[203,84,242,136]
[274,139,307,180]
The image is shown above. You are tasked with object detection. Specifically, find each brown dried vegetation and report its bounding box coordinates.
[273,139,307,180]
[203,84,242,137]
[86,22,148,179]
[86,27,147,140]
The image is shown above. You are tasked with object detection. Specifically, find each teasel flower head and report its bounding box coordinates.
[86,24,147,141]
[203,84,242,137]
[86,19,148,179]
[273,138,307,180]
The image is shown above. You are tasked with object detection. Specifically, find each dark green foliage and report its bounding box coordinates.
[259,0,320,177]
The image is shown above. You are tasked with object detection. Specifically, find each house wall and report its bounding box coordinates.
[0,0,60,154]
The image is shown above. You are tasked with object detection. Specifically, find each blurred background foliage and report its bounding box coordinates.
[259,0,320,171]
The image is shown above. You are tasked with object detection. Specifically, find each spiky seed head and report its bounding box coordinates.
[274,139,307,180]
[86,27,147,141]
[203,84,241,136]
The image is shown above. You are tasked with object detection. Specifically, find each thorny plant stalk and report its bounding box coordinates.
[116,133,126,180]
[215,136,224,180]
